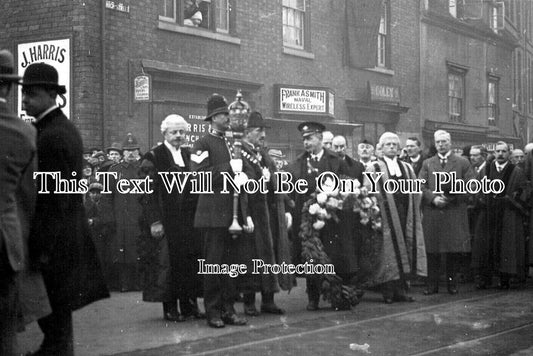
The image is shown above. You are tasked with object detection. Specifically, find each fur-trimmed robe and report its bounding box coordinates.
[362,159,427,286]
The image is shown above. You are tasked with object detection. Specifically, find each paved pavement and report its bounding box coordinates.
[17,278,533,355]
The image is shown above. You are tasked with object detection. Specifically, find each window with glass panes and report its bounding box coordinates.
[377,0,389,67]
[215,0,229,33]
[160,0,176,21]
[282,0,305,49]
[488,77,499,126]
[448,70,465,123]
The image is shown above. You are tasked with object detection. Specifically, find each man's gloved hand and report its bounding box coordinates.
[230,158,243,173]
[243,216,254,233]
[150,221,164,238]
[285,212,292,230]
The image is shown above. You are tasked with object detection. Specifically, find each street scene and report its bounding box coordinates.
[2,0,533,355]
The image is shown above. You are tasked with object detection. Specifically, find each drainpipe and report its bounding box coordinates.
[101,0,106,149]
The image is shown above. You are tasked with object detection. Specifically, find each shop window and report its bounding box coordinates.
[282,0,307,49]
[448,67,466,123]
[159,0,234,33]
[488,76,499,127]
[377,0,390,68]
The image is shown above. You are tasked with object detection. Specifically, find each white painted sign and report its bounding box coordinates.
[17,38,71,122]
[279,87,327,113]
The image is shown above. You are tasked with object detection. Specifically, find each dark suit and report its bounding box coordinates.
[140,143,202,313]
[287,149,350,305]
[30,107,109,355]
[419,152,474,291]
[0,100,37,355]
[402,154,426,176]
[191,131,252,320]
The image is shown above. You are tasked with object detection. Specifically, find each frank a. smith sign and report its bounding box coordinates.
[275,85,334,117]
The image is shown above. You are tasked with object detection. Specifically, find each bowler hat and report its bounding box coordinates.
[105,142,123,154]
[297,121,326,138]
[0,50,21,82]
[205,93,229,121]
[247,111,270,128]
[122,133,140,150]
[19,62,66,94]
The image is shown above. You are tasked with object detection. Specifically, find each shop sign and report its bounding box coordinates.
[184,114,209,146]
[106,1,130,13]
[275,85,334,116]
[134,74,151,102]
[368,82,401,103]
[17,38,71,122]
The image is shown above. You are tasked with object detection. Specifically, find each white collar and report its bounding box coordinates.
[438,151,451,160]
[310,149,324,161]
[164,140,180,153]
[164,140,185,167]
[383,156,402,177]
[495,161,508,170]
[410,154,421,163]
[36,104,59,122]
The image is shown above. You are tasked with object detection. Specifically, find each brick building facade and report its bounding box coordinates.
[0,0,524,158]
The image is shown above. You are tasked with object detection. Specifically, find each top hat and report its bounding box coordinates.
[297,121,326,138]
[0,50,21,82]
[122,133,140,150]
[105,142,123,154]
[205,93,229,121]
[247,111,270,129]
[19,62,66,94]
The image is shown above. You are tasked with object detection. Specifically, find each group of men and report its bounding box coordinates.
[2,46,532,352]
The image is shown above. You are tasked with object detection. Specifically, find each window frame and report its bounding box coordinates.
[487,75,500,127]
[160,0,177,22]
[447,65,467,123]
[377,0,391,68]
[282,0,309,51]
[158,0,236,35]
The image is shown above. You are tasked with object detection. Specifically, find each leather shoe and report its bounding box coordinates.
[306,300,319,311]
[261,303,285,314]
[182,310,206,320]
[164,312,186,322]
[207,318,225,328]
[383,297,393,304]
[221,313,247,325]
[244,304,260,316]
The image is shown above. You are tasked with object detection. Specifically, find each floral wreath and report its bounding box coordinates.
[299,176,381,309]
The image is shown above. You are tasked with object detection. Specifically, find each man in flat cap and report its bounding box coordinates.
[22,62,108,355]
[190,94,251,328]
[0,49,39,355]
[238,111,293,316]
[287,121,352,311]
[418,130,474,296]
[139,114,203,322]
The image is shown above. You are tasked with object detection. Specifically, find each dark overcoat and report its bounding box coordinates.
[139,144,202,302]
[287,149,356,273]
[418,153,474,253]
[107,160,143,265]
[472,162,528,279]
[29,108,109,311]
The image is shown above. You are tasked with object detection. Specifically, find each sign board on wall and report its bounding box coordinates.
[134,74,151,102]
[367,82,401,104]
[17,38,71,122]
[275,85,334,117]
[184,113,209,146]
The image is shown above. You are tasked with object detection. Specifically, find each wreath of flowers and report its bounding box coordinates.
[299,176,381,309]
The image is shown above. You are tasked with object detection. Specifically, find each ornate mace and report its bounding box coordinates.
[227,90,250,238]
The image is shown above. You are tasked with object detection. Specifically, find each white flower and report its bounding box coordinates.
[317,208,328,220]
[313,220,325,230]
[309,203,321,215]
[353,179,361,188]
[316,192,328,205]
[326,197,339,209]
[353,188,361,196]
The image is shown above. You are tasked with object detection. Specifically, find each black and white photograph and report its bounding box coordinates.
[1,0,533,355]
